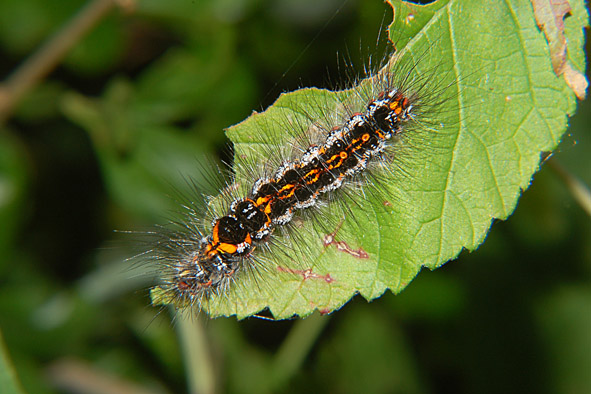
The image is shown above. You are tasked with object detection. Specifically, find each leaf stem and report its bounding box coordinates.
[549,159,591,218]
[270,313,329,390]
[176,312,216,394]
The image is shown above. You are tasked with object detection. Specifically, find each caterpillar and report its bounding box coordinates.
[168,74,416,299]
[184,91,410,282]
[145,19,454,318]
[144,0,587,319]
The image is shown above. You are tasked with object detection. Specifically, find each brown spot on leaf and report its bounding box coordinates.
[277,266,335,283]
[531,0,587,99]
[323,222,370,259]
[563,62,588,100]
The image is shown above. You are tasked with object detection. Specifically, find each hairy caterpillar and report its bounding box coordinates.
[143,0,587,319]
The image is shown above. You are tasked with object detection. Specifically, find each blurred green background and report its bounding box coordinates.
[0,0,589,393]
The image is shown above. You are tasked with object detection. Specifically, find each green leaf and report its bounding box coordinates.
[387,0,450,50]
[153,0,587,319]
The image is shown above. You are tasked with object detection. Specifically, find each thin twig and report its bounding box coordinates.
[0,0,132,125]
[548,159,591,218]
[270,313,329,390]
[176,312,216,394]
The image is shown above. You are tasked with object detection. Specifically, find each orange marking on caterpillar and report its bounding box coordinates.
[305,169,321,184]
[212,222,220,243]
[255,196,269,207]
[279,184,296,198]
[218,243,238,254]
[327,154,339,164]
